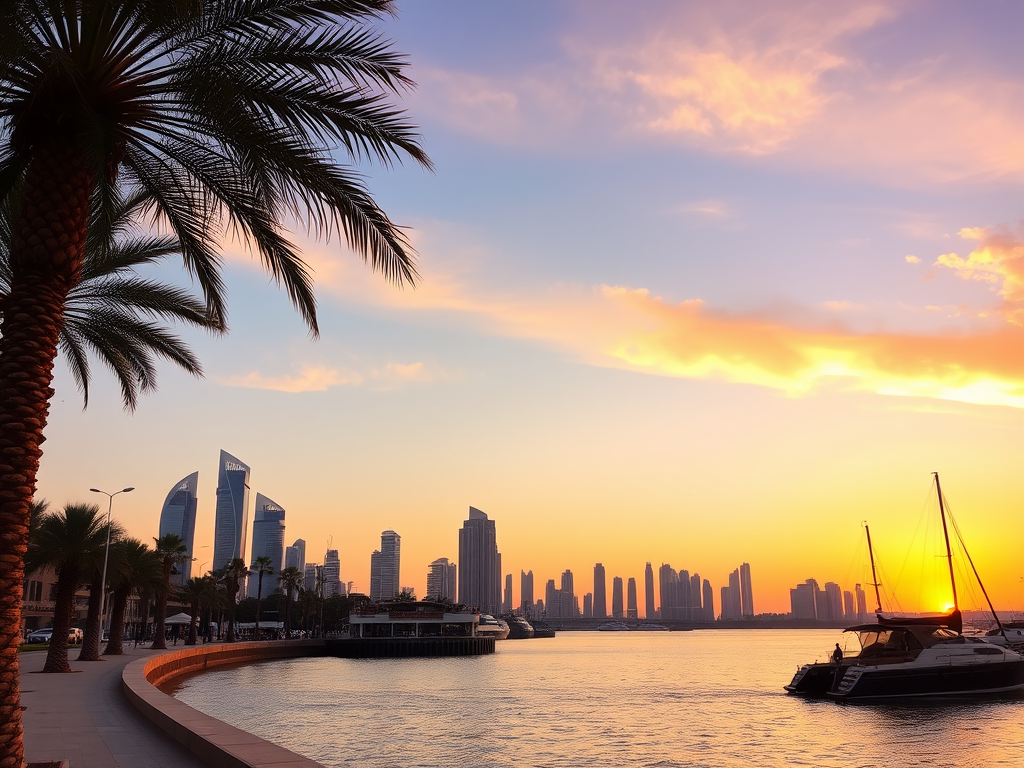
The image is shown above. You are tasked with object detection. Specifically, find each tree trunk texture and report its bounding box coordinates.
[104,588,129,655]
[77,582,102,661]
[41,571,80,674]
[151,589,169,650]
[0,145,92,767]
[186,599,198,645]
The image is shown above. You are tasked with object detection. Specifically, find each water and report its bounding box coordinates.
[170,630,1024,767]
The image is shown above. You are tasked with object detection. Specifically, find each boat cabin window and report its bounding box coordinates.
[855,628,923,658]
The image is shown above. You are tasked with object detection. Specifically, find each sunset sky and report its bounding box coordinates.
[35,1,1023,615]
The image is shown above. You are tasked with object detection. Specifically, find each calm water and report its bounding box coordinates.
[170,630,1024,767]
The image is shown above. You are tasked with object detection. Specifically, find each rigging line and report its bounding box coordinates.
[890,478,934,601]
[945,498,1008,638]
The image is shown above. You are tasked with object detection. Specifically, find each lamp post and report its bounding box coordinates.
[90,486,134,639]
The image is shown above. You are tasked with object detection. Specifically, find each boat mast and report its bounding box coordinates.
[864,522,882,614]
[934,472,959,612]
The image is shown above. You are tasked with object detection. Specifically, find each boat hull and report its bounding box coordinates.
[827,658,1024,700]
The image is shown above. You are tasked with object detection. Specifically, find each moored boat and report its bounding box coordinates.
[597,621,631,631]
[477,614,511,640]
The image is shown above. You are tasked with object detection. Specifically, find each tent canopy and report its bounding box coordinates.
[165,612,194,625]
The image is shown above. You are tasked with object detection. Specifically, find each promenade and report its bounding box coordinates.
[19,645,206,768]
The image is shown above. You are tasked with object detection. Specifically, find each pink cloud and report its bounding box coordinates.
[934,227,1024,325]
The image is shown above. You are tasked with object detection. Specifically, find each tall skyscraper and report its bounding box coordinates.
[593,563,607,619]
[285,538,306,572]
[458,507,501,614]
[303,562,318,592]
[427,557,457,601]
[213,450,251,571]
[544,579,557,618]
[645,562,655,619]
[503,573,513,613]
[626,577,638,619]
[855,583,868,621]
[323,548,342,598]
[583,593,593,618]
[843,590,855,619]
[823,582,843,621]
[790,579,818,619]
[370,530,401,602]
[247,493,286,597]
[611,576,624,618]
[726,569,742,619]
[689,573,702,621]
[158,471,198,586]
[520,570,534,615]
[702,579,714,621]
[739,562,754,617]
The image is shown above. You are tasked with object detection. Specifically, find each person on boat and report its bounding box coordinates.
[831,643,843,664]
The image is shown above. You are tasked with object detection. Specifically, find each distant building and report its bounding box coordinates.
[158,471,199,586]
[611,576,624,618]
[645,562,656,620]
[369,530,401,602]
[702,579,714,621]
[503,573,513,613]
[520,570,534,615]
[689,573,702,621]
[561,569,576,618]
[458,507,502,615]
[303,563,318,592]
[593,563,608,619]
[212,450,251,571]
[626,577,638,619]
[427,557,457,602]
[790,579,818,619]
[247,493,286,598]
[721,569,742,620]
[285,538,306,572]
[323,549,342,598]
[843,590,855,619]
[739,562,754,617]
[583,592,593,618]
[545,579,557,618]
[855,583,868,621]
[823,582,843,621]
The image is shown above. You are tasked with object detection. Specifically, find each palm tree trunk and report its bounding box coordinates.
[104,588,129,655]
[42,572,80,674]
[255,572,263,640]
[151,589,169,650]
[226,582,238,642]
[0,146,93,767]
[77,582,103,660]
[284,588,292,637]
[186,599,198,645]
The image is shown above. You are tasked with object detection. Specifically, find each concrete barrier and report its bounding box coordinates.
[122,640,326,768]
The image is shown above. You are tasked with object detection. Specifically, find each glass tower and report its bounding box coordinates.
[158,471,198,586]
[212,450,251,571]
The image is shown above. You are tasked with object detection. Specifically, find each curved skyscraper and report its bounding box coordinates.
[247,493,286,597]
[158,472,198,586]
[213,450,251,571]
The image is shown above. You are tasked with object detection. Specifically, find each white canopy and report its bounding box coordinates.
[164,612,195,625]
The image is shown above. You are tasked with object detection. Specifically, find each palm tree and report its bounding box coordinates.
[219,558,250,643]
[24,503,107,673]
[103,538,161,655]
[151,534,189,650]
[178,576,220,645]
[278,566,304,638]
[0,4,429,760]
[251,556,275,640]
[76,520,125,661]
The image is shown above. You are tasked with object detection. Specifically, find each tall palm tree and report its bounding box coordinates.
[218,558,250,643]
[151,533,189,650]
[0,4,428,760]
[278,566,303,638]
[251,556,274,640]
[178,575,220,645]
[103,537,161,655]
[24,503,107,673]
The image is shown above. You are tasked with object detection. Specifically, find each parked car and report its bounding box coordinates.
[25,628,53,643]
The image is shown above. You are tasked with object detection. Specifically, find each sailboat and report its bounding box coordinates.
[785,473,1024,700]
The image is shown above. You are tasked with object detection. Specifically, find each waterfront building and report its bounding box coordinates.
[702,579,714,621]
[627,577,638,619]
[323,549,342,597]
[212,450,251,571]
[370,530,401,602]
[739,562,754,617]
[520,570,534,615]
[658,564,677,619]
[645,562,655,620]
[285,538,306,572]
[593,563,607,619]
[458,507,502,615]
[247,493,286,597]
[427,557,457,602]
[721,569,742,620]
[303,563,318,592]
[158,471,198,586]
[855,583,868,621]
[689,573,702,621]
[583,592,593,618]
[545,579,557,618]
[823,582,843,621]
[790,579,818,619]
[843,590,855,619]
[503,573,513,613]
[611,576,624,618]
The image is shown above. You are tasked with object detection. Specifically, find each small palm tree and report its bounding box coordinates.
[218,558,250,643]
[25,503,107,673]
[151,534,189,650]
[76,520,125,661]
[252,556,275,641]
[178,576,220,645]
[278,566,304,638]
[104,538,162,655]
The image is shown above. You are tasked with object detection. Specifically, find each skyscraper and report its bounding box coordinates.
[158,471,198,586]
[370,530,400,602]
[303,562,318,592]
[843,590,855,619]
[790,579,818,619]
[458,507,501,614]
[503,573,513,613]
[855,583,868,621]
[823,582,843,621]
[645,562,655,619]
[427,557,457,601]
[285,538,306,572]
[520,570,534,615]
[583,593,593,618]
[702,579,714,621]
[611,576,624,618]
[689,573,702,621]
[247,493,286,597]
[593,563,607,619]
[213,450,251,571]
[739,562,754,617]
[323,548,341,598]
[626,577,638,619]
[721,569,742,619]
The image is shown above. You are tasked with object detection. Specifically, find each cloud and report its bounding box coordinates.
[905,255,921,264]
[934,227,1024,325]
[219,361,431,393]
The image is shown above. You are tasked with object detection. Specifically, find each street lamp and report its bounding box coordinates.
[90,486,134,639]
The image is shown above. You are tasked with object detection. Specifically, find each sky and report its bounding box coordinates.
[34,0,1024,616]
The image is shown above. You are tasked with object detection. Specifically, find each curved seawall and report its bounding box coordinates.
[122,640,326,768]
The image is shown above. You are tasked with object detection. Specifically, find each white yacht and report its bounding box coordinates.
[476,614,510,640]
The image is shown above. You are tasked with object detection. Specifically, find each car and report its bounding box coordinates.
[25,628,53,643]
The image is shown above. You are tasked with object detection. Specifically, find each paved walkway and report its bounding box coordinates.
[19,645,206,768]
